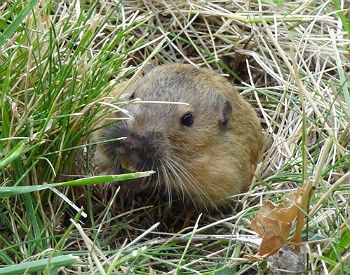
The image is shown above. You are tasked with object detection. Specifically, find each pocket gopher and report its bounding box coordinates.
[93,63,262,207]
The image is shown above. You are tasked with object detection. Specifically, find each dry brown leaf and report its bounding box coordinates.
[250,188,302,258]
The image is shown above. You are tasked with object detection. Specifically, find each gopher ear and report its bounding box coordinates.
[219,99,232,125]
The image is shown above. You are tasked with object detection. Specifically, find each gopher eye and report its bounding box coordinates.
[129,92,135,100]
[180,112,194,127]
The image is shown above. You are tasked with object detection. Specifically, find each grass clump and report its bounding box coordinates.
[0,0,153,272]
[1,0,350,273]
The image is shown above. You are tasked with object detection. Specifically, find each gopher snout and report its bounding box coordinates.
[112,130,162,172]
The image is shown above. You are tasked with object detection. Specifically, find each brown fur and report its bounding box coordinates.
[92,64,262,207]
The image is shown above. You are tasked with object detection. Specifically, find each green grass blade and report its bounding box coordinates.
[0,172,154,197]
[0,140,27,170]
[0,0,40,47]
[0,255,79,275]
[327,227,350,266]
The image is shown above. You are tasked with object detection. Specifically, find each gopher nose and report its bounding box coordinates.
[114,132,145,156]
[122,132,144,151]
[117,133,146,171]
